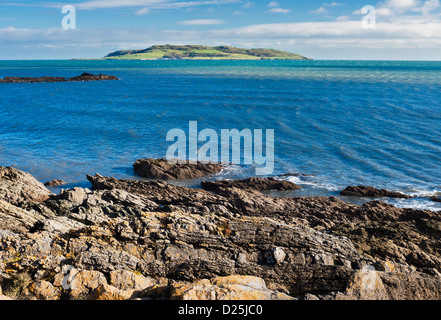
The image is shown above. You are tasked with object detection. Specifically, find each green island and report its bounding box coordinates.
[101,44,311,60]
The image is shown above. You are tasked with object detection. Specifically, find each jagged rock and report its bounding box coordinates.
[0,200,41,233]
[320,265,441,300]
[21,281,62,300]
[109,270,157,292]
[92,271,159,300]
[0,284,11,300]
[0,167,53,205]
[67,73,118,82]
[201,177,301,192]
[344,268,388,300]
[133,158,224,180]
[2,167,441,300]
[340,186,411,199]
[0,199,82,234]
[44,179,65,187]
[0,73,118,83]
[428,196,441,203]
[264,247,286,265]
[0,76,66,83]
[302,293,320,300]
[171,275,294,300]
[86,174,441,276]
[55,268,108,300]
[59,187,89,206]
[91,284,134,300]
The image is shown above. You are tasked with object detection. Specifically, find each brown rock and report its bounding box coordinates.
[340,186,411,199]
[133,158,224,180]
[91,284,133,300]
[109,270,157,292]
[201,177,301,193]
[21,281,61,300]
[44,179,65,187]
[0,167,53,205]
[171,275,294,300]
[62,269,108,300]
[344,269,388,300]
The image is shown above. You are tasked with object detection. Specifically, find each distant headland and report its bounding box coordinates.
[98,44,311,61]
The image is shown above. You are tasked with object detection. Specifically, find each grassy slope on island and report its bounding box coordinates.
[104,44,311,60]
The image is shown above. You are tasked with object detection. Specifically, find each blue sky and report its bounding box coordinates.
[1,0,441,59]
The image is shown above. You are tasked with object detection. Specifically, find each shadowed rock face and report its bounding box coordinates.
[1,167,441,300]
[133,159,224,180]
[340,186,411,199]
[0,73,118,83]
[201,177,301,193]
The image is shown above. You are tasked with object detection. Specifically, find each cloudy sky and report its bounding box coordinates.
[1,0,441,60]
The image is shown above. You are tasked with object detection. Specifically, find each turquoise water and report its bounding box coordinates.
[1,60,440,210]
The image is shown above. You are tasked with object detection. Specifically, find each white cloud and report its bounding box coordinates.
[383,0,420,9]
[323,2,344,7]
[135,7,150,15]
[179,19,225,25]
[266,1,290,13]
[2,0,441,59]
[376,7,394,16]
[3,18,441,60]
[269,7,290,13]
[243,1,253,9]
[310,7,327,14]
[353,0,441,17]
[26,0,242,10]
[421,0,441,13]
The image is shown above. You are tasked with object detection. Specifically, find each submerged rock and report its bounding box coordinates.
[340,186,411,199]
[133,158,224,180]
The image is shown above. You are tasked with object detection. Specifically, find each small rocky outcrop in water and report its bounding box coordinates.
[44,179,66,187]
[428,196,441,203]
[201,177,301,193]
[133,158,224,180]
[0,73,118,83]
[67,73,118,82]
[340,186,411,199]
[1,165,441,300]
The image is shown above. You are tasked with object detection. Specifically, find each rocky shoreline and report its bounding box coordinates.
[1,160,441,300]
[0,73,118,83]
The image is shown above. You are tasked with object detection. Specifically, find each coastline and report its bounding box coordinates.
[1,160,441,300]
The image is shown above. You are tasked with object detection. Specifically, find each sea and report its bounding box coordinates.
[0,60,440,211]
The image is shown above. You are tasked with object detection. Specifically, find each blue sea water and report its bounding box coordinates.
[0,60,440,211]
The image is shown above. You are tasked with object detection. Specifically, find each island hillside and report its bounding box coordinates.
[103,44,311,60]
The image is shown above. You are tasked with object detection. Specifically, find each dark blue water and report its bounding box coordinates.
[1,60,440,210]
